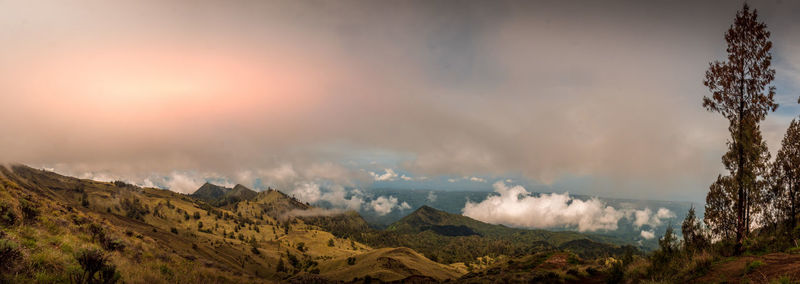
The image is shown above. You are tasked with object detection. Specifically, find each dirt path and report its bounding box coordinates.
[696,253,800,283]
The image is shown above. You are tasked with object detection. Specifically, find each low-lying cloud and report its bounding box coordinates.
[369,196,411,216]
[462,182,675,232]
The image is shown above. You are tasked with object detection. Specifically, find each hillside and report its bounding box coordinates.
[0,165,463,283]
[305,204,635,265]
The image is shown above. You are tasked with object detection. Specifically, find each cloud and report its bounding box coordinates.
[447,178,457,183]
[462,182,676,232]
[2,1,799,201]
[370,169,399,181]
[320,185,364,211]
[368,196,411,216]
[641,230,655,240]
[631,208,675,229]
[469,176,487,183]
[426,191,437,202]
[286,182,364,211]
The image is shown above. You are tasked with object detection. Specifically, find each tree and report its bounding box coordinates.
[705,175,737,240]
[772,119,800,230]
[702,3,777,252]
[682,206,708,252]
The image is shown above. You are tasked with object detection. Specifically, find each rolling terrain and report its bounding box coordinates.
[0,165,462,282]
[0,164,648,283]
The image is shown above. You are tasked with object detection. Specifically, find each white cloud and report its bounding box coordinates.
[287,182,364,211]
[657,208,676,219]
[447,178,457,183]
[462,181,676,232]
[370,168,399,181]
[631,207,675,229]
[368,195,411,215]
[641,230,655,240]
[426,191,437,202]
[469,176,487,183]
[320,185,363,211]
[164,172,207,194]
[290,182,322,203]
[463,182,625,232]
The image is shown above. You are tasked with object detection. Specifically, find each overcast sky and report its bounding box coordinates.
[1,0,799,202]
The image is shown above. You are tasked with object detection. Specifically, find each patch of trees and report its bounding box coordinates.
[120,198,149,221]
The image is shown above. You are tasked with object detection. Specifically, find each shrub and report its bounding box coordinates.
[19,197,39,223]
[81,192,90,207]
[73,248,120,284]
[0,201,17,226]
[0,239,22,272]
[120,198,149,220]
[296,242,305,252]
[170,227,178,234]
[606,260,625,284]
[347,256,356,265]
[328,239,335,247]
[101,237,125,252]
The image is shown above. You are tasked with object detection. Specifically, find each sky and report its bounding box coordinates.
[2,0,800,204]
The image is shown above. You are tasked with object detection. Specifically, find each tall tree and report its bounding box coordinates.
[772,119,800,230]
[702,3,777,252]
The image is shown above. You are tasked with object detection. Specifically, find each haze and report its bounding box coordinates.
[2,0,800,203]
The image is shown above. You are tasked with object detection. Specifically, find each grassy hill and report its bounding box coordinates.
[0,165,464,283]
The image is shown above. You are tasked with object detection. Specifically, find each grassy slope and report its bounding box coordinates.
[317,247,463,282]
[0,165,463,282]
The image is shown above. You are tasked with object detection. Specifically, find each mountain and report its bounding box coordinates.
[189,182,257,206]
[0,165,465,283]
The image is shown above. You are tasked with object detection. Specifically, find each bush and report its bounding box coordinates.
[170,227,178,234]
[19,197,39,223]
[0,239,22,272]
[328,239,335,247]
[347,256,356,265]
[120,198,149,220]
[296,242,305,252]
[73,248,120,284]
[0,201,17,226]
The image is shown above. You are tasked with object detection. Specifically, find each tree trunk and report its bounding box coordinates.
[735,66,746,254]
